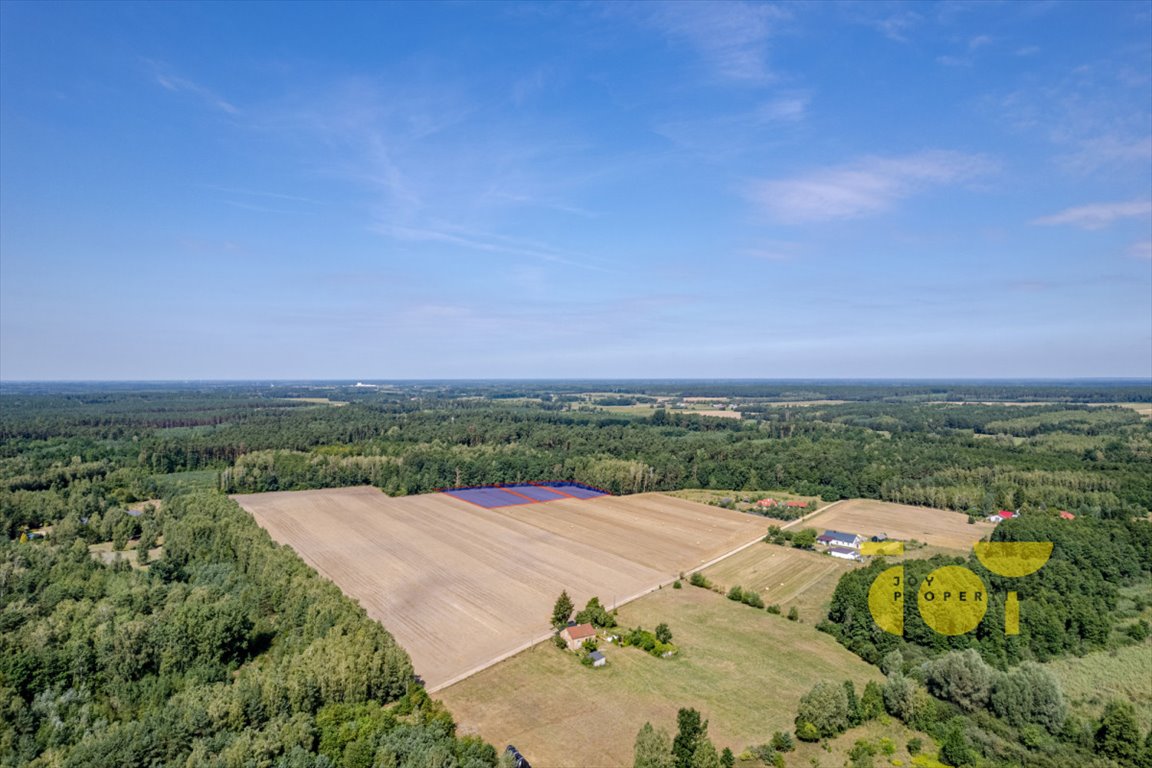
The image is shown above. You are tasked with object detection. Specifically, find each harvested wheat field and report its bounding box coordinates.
[702,543,856,618]
[234,487,766,689]
[803,499,995,551]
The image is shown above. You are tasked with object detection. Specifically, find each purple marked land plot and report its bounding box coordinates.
[443,487,535,508]
[544,483,608,499]
[505,485,568,502]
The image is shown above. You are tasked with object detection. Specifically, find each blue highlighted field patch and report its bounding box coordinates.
[439,482,609,509]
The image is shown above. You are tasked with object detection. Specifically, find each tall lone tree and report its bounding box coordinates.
[673,708,707,768]
[552,590,574,628]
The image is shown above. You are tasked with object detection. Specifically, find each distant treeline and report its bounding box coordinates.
[2,389,1149,538]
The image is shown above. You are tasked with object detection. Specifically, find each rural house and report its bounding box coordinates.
[756,498,778,508]
[828,546,862,562]
[1059,510,1076,520]
[986,510,1018,523]
[560,623,597,651]
[817,530,863,549]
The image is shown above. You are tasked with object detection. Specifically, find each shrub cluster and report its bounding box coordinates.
[725,584,765,609]
[621,626,677,658]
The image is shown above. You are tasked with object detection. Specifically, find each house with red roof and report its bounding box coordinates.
[560,623,597,651]
[1059,510,1076,520]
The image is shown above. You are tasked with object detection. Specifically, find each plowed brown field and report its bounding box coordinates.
[234,487,766,689]
[801,498,995,551]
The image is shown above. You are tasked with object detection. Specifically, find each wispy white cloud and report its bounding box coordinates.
[936,33,995,66]
[1128,240,1152,260]
[936,55,971,68]
[222,200,310,216]
[1058,135,1152,175]
[755,95,809,122]
[511,67,550,106]
[858,9,923,43]
[740,241,805,262]
[642,1,788,83]
[655,93,809,156]
[152,69,237,114]
[266,76,607,261]
[380,221,611,272]
[201,185,322,204]
[746,151,995,223]
[991,60,1151,176]
[1032,200,1152,229]
[482,191,599,218]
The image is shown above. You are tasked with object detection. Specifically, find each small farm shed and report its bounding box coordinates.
[560,623,597,651]
[756,498,778,508]
[1059,511,1076,520]
[589,650,606,667]
[817,530,863,549]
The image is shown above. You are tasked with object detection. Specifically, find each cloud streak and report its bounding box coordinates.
[643,1,788,83]
[153,70,237,114]
[1032,200,1152,229]
[380,222,612,272]
[747,150,995,223]
[1128,240,1152,260]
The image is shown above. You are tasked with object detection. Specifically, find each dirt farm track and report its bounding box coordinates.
[234,487,767,689]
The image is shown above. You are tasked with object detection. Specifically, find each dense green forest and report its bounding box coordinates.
[0,492,505,768]
[1,380,1149,767]
[4,382,1148,540]
[820,514,1152,667]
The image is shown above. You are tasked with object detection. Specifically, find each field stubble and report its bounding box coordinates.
[235,487,767,689]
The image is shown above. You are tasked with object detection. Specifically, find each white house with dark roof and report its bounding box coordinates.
[817,530,863,549]
[828,545,862,561]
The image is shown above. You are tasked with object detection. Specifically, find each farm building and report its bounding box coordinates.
[756,498,778,508]
[828,546,862,562]
[560,623,597,651]
[785,500,808,509]
[870,533,888,542]
[1059,510,1076,520]
[589,650,607,667]
[987,510,1018,523]
[817,530,863,549]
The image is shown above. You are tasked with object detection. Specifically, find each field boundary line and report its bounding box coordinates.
[781,499,844,530]
[428,630,558,693]
[433,499,846,693]
[430,500,791,694]
[500,487,547,504]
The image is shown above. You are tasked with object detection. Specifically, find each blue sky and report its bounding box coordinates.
[1,1,1149,380]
